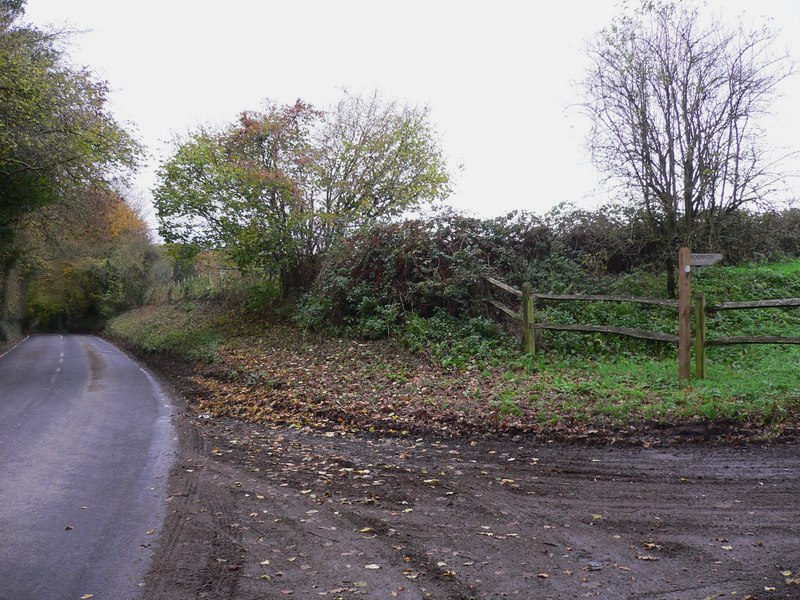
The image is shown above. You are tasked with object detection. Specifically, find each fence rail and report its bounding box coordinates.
[707,335,800,346]
[485,277,679,353]
[533,322,679,343]
[487,299,520,320]
[533,293,678,308]
[709,298,800,311]
[485,277,522,298]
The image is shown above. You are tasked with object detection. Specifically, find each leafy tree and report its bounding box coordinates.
[313,92,451,250]
[155,101,317,288]
[0,1,138,335]
[580,0,793,294]
[155,93,450,292]
[25,186,157,331]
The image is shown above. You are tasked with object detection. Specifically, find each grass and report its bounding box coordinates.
[509,345,799,424]
[106,260,800,436]
[106,302,226,362]
[495,260,800,426]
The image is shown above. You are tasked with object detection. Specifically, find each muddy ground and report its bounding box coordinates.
[141,387,800,600]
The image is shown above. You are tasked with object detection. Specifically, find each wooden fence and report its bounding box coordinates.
[693,293,800,378]
[486,256,800,381]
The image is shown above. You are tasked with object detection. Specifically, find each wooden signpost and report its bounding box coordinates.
[678,248,723,380]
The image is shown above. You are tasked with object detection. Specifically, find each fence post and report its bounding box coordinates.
[694,293,706,379]
[678,247,692,380]
[522,282,536,355]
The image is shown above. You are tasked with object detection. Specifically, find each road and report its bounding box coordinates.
[144,403,800,599]
[0,335,174,600]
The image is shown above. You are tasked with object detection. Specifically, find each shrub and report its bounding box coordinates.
[298,209,553,335]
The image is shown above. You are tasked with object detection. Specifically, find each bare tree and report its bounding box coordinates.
[581,1,793,294]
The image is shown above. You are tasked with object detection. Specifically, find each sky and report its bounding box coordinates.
[21,0,800,227]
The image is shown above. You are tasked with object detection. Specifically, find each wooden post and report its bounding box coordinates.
[522,282,536,355]
[678,247,692,380]
[694,293,706,379]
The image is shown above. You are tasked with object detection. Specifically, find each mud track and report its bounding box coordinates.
[142,392,800,600]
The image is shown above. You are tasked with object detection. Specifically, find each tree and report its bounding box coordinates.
[581,1,793,294]
[313,92,451,251]
[155,101,317,288]
[155,93,450,292]
[0,1,139,336]
[25,185,157,331]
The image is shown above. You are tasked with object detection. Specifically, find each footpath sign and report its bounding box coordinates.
[678,248,723,380]
[689,253,723,267]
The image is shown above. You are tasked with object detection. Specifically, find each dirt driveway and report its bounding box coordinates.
[141,393,800,600]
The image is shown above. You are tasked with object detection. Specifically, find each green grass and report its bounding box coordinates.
[106,302,225,362]
[510,345,799,425]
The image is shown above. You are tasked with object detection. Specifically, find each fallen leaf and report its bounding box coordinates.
[637,555,659,561]
[365,564,381,570]
[591,514,604,520]
[81,595,94,600]
[537,573,549,578]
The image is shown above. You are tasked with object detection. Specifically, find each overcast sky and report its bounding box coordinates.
[21,1,800,224]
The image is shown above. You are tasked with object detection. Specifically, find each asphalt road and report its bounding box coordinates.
[0,335,174,600]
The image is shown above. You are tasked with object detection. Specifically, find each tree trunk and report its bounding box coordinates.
[16,272,33,323]
[665,256,676,298]
[0,267,9,324]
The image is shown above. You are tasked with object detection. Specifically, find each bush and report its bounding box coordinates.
[403,310,514,368]
[298,209,553,335]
